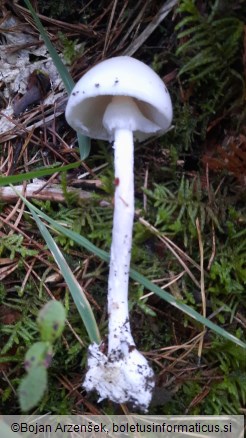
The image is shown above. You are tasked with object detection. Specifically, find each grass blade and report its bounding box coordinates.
[13,190,246,350]
[24,0,73,93]
[77,136,91,161]
[23,0,90,159]
[30,208,101,344]
[0,162,80,187]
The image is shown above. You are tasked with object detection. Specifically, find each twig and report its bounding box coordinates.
[205,164,216,270]
[138,216,201,287]
[196,217,206,364]
[143,166,149,212]
[207,222,216,270]
[123,0,178,56]
[102,0,119,56]
[117,1,148,51]
[0,180,92,203]
[141,270,185,300]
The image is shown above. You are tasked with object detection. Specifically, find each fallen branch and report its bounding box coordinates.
[0,180,92,203]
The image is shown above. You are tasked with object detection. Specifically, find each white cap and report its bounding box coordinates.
[65,56,173,142]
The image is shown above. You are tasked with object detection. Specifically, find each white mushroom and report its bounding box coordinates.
[65,56,173,411]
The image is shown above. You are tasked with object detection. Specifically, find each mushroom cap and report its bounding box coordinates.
[65,56,173,142]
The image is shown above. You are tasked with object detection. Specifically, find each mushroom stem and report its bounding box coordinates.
[83,126,154,411]
[108,128,135,352]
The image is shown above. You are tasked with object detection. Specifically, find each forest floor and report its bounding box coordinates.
[0,0,246,416]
